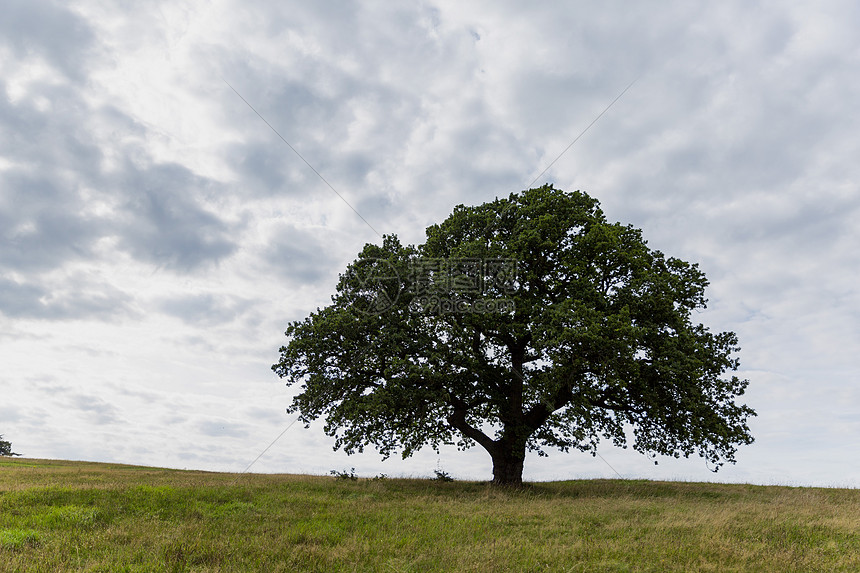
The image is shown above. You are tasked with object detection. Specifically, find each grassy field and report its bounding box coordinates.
[1,458,858,572]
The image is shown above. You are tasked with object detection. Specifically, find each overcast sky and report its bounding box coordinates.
[2,0,859,486]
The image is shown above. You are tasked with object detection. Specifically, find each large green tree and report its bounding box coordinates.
[273,185,755,485]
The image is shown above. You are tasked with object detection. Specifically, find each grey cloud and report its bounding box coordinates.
[161,414,187,427]
[0,0,96,80]
[0,81,104,177]
[563,14,860,259]
[0,406,22,423]
[112,162,239,271]
[462,4,818,199]
[219,60,355,137]
[231,0,435,79]
[110,385,161,405]
[0,174,107,273]
[242,406,286,425]
[722,197,857,255]
[211,1,545,238]
[354,193,395,228]
[71,394,121,426]
[197,419,249,439]
[0,278,47,317]
[218,75,386,201]
[226,141,309,198]
[0,84,111,273]
[261,224,340,285]
[157,292,254,326]
[211,4,471,203]
[1,55,239,276]
[0,274,134,320]
[179,334,220,354]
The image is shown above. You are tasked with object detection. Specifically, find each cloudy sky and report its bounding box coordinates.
[2,0,859,487]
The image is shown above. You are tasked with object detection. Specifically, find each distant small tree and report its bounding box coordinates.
[0,435,20,457]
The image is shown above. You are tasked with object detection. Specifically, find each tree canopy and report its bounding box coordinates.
[273,185,755,485]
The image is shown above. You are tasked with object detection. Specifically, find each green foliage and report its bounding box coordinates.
[433,469,455,482]
[0,435,20,457]
[273,185,755,484]
[330,468,358,481]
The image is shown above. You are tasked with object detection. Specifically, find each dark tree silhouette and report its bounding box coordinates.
[0,435,20,457]
[273,185,755,485]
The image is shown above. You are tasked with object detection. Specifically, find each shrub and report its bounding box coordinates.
[330,468,358,481]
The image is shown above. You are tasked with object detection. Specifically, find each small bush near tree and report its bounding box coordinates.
[330,468,358,481]
[433,469,454,482]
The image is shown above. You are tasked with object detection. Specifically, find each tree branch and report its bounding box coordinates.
[524,383,574,431]
[446,397,497,454]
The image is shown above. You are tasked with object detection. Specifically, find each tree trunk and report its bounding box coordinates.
[446,403,530,486]
[491,451,524,485]
[490,435,527,486]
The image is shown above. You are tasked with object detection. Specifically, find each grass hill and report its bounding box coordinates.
[1,458,858,571]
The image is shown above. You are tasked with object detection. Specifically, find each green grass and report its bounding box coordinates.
[0,459,858,571]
